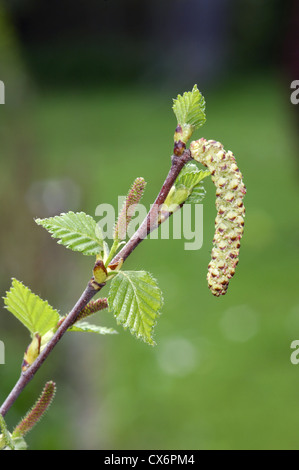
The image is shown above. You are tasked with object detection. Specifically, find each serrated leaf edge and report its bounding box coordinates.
[35,211,103,256]
[108,271,164,346]
[3,279,60,337]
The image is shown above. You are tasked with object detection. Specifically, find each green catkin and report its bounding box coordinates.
[114,177,146,241]
[57,299,109,329]
[13,381,56,438]
[190,138,246,296]
[76,298,108,321]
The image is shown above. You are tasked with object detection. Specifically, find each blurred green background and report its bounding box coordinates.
[1,0,299,450]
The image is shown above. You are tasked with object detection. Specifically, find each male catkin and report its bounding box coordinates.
[190,138,246,296]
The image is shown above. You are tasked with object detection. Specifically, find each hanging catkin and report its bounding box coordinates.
[190,138,246,296]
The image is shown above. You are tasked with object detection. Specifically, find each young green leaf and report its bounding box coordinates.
[68,321,118,335]
[108,271,163,346]
[163,163,210,210]
[187,183,206,204]
[176,163,210,187]
[173,85,206,128]
[10,436,28,451]
[3,279,60,337]
[22,333,42,372]
[176,163,210,204]
[173,85,206,147]
[0,415,27,450]
[0,413,15,450]
[35,211,103,256]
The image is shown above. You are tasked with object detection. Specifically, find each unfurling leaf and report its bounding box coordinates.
[22,333,41,372]
[35,211,102,256]
[108,271,163,346]
[173,85,206,147]
[68,321,117,335]
[10,436,27,451]
[163,163,210,212]
[93,259,108,284]
[175,163,210,201]
[0,414,15,450]
[3,279,60,337]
